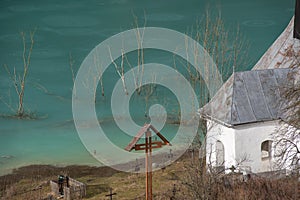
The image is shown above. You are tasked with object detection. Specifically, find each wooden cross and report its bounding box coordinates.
[125,124,171,200]
[105,188,116,200]
[170,184,179,200]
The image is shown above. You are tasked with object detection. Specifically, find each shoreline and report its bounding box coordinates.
[1,152,298,200]
[0,153,192,200]
[0,149,190,180]
[0,144,187,176]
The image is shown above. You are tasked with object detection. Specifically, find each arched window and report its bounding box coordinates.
[261,140,273,160]
[216,140,225,166]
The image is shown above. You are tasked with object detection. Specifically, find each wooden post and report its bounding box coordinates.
[145,130,153,200]
[125,124,171,200]
[145,133,149,200]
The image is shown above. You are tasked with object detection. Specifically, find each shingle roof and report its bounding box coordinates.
[200,68,292,126]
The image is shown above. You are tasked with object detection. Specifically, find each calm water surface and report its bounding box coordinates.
[0,0,295,175]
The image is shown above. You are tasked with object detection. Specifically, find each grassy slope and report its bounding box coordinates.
[0,154,299,200]
[0,158,186,200]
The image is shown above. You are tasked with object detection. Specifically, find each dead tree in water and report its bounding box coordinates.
[3,29,36,118]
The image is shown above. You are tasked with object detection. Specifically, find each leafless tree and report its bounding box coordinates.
[1,29,36,119]
[273,62,300,171]
[108,47,129,95]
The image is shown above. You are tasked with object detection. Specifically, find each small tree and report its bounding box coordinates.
[271,42,300,171]
[176,9,253,199]
[274,65,300,171]
[2,29,36,118]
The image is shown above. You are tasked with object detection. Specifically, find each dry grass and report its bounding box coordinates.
[0,158,185,200]
[0,154,299,200]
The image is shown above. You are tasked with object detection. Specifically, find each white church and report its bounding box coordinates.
[201,13,300,174]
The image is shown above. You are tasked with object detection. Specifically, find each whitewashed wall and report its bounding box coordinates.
[206,120,236,173]
[206,120,282,173]
[234,120,279,173]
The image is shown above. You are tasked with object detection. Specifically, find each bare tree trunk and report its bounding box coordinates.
[2,29,36,118]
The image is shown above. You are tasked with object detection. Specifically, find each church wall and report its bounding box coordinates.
[234,120,279,173]
[206,120,236,173]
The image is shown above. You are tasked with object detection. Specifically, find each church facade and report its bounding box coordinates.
[201,13,300,174]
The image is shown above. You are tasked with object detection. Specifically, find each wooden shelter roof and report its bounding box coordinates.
[125,124,171,151]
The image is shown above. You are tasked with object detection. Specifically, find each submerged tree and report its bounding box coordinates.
[2,29,36,119]
[170,10,250,123]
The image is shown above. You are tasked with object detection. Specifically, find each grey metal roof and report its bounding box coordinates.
[200,68,292,126]
[200,17,300,127]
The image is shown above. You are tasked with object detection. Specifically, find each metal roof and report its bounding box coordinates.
[200,68,292,126]
[200,17,299,126]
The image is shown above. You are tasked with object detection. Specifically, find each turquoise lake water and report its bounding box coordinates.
[0,0,296,175]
